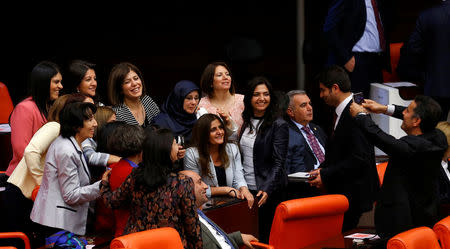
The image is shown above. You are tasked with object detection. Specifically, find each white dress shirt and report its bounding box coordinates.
[334,94,354,130]
[199,215,232,249]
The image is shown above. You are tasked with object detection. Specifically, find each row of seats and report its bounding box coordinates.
[109,194,347,249]
[107,195,450,249]
[387,216,450,249]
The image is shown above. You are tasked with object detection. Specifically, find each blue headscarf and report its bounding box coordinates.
[152,80,200,141]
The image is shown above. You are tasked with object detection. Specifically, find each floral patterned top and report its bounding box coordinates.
[100,171,202,249]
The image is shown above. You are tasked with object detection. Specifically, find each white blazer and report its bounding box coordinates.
[30,136,100,235]
[184,143,247,197]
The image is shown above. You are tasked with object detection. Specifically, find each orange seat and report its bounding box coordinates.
[387,227,442,249]
[0,82,14,124]
[31,185,40,202]
[110,227,183,249]
[377,161,388,186]
[0,232,31,249]
[383,42,404,83]
[434,216,450,249]
[251,194,349,249]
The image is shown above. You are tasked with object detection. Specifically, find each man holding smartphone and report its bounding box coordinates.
[309,65,379,231]
[350,95,447,241]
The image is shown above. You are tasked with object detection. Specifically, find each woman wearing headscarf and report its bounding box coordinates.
[152,80,200,144]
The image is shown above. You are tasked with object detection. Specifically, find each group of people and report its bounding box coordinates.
[2,4,450,244]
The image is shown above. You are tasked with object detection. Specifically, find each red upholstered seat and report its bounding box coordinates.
[0,82,14,124]
[251,194,349,249]
[387,227,442,249]
[110,227,183,249]
[383,43,404,83]
[0,232,31,249]
[434,216,450,249]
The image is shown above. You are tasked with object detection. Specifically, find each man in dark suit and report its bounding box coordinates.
[309,65,379,231]
[397,1,450,121]
[349,95,447,241]
[180,170,258,249]
[323,0,391,98]
[284,90,327,199]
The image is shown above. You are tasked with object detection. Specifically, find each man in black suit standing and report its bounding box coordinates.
[397,0,450,121]
[323,0,391,98]
[284,90,327,199]
[349,95,447,241]
[309,65,379,231]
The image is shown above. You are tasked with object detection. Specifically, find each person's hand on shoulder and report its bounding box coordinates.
[350,102,368,117]
[101,169,112,182]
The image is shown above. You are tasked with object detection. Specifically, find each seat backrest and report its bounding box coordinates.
[110,227,184,249]
[383,42,404,83]
[0,232,31,249]
[377,161,388,186]
[268,194,349,249]
[0,82,14,124]
[387,227,442,249]
[434,216,450,249]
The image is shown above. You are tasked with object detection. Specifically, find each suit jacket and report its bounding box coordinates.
[323,0,391,69]
[320,101,379,214]
[30,136,100,235]
[398,1,450,98]
[354,106,448,239]
[285,119,327,173]
[200,220,243,249]
[240,118,289,196]
[438,160,450,205]
[184,143,247,197]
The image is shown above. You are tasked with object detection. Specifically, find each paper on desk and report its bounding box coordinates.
[0,123,11,133]
[288,172,310,179]
[383,82,417,88]
[344,233,380,240]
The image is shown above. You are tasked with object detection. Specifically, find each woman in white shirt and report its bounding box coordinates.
[184,114,254,208]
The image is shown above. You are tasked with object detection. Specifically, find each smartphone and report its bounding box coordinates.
[176,135,185,147]
[353,92,365,105]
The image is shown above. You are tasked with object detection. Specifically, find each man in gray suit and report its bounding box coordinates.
[180,170,258,249]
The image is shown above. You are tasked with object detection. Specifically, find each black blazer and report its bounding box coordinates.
[354,105,448,239]
[398,1,450,98]
[320,101,379,213]
[240,118,289,196]
[323,0,391,69]
[286,119,327,172]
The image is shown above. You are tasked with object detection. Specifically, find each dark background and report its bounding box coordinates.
[0,0,438,127]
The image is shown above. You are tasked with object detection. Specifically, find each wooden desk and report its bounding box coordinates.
[203,196,258,237]
[301,228,382,249]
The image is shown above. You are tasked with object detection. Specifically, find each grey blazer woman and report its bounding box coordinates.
[184,143,247,197]
[30,136,100,235]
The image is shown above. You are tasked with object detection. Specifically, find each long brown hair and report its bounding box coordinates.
[190,114,229,178]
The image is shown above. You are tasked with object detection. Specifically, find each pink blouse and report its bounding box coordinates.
[6,97,47,176]
[197,94,245,133]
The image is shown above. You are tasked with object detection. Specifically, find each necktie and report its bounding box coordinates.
[371,0,386,51]
[302,126,325,164]
[197,209,235,249]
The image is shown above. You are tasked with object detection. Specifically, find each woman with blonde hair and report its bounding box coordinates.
[82,106,120,168]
